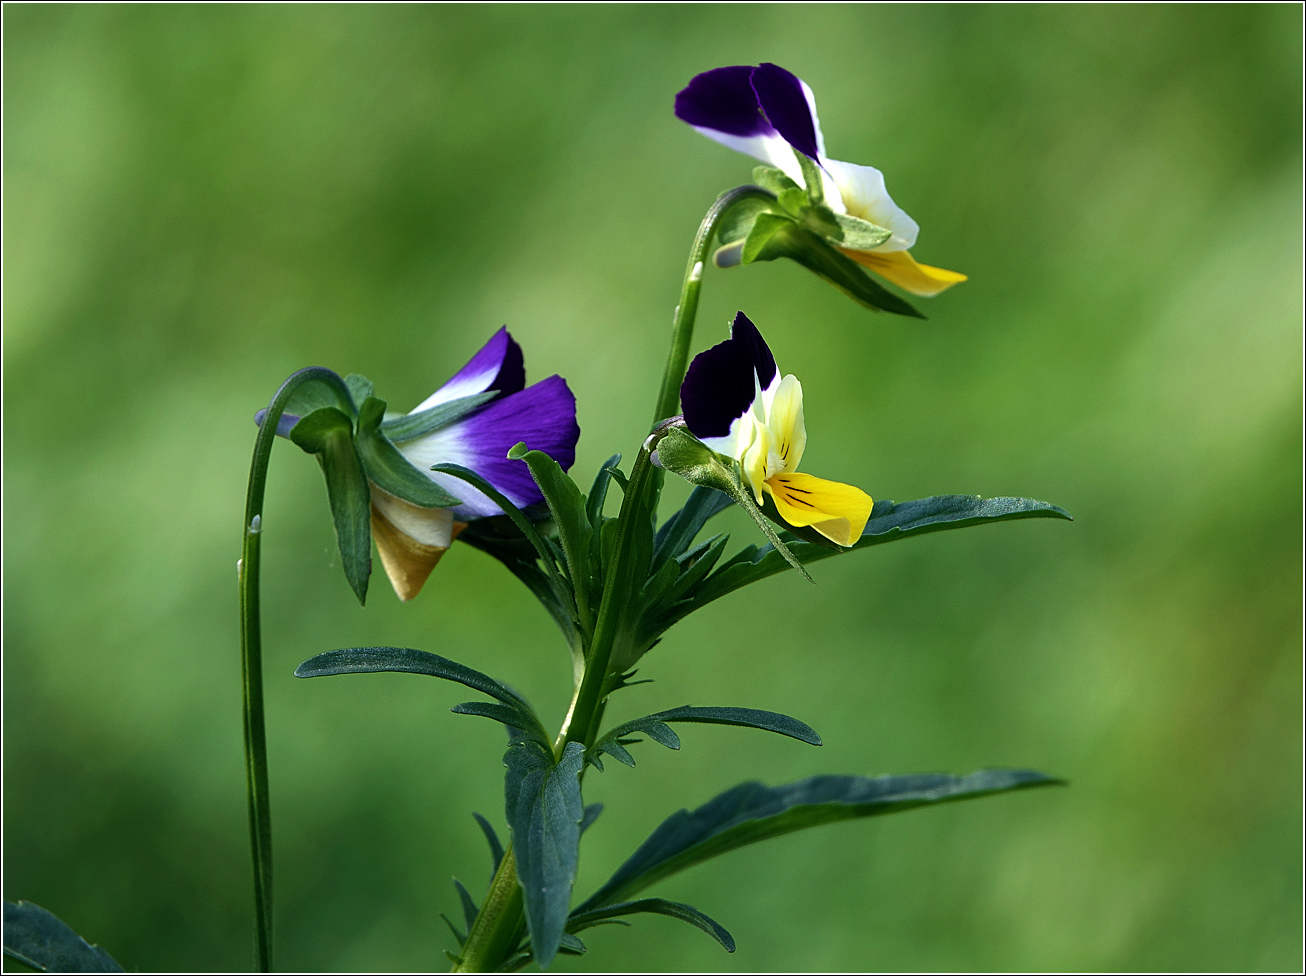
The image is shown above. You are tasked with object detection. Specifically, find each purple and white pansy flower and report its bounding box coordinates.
[371,327,579,600]
[675,63,966,297]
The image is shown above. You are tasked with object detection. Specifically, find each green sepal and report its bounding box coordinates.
[831,211,893,250]
[795,151,826,206]
[776,186,811,217]
[568,898,735,953]
[750,165,800,196]
[288,406,372,605]
[504,739,586,970]
[653,425,811,582]
[282,370,357,419]
[344,372,374,410]
[3,901,124,973]
[577,770,1062,913]
[381,390,499,443]
[355,396,462,508]
[748,218,924,318]
[294,646,551,746]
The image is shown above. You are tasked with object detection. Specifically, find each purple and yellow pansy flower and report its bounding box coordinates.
[675,62,965,298]
[373,327,579,600]
[680,312,872,547]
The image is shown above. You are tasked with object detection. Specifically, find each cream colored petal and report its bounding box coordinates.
[821,158,919,252]
[371,485,455,548]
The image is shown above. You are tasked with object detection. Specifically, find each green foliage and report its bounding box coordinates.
[293,646,550,746]
[343,372,375,409]
[588,706,821,769]
[3,901,123,974]
[287,406,373,605]
[568,898,735,953]
[577,770,1061,913]
[503,739,586,969]
[471,813,505,877]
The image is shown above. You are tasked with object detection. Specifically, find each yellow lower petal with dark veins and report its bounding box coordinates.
[765,472,874,547]
[841,247,967,297]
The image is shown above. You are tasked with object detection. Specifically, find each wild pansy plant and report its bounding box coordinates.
[2,63,1070,975]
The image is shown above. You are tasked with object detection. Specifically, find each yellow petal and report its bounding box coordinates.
[369,489,466,601]
[765,472,873,547]
[840,247,967,297]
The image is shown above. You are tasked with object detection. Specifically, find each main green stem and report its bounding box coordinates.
[455,186,768,973]
[240,366,354,972]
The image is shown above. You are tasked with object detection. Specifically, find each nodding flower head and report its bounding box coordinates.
[680,312,872,547]
[373,327,579,600]
[676,63,966,298]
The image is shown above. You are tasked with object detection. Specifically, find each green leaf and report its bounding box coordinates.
[472,812,505,876]
[750,219,924,318]
[556,933,586,955]
[830,212,893,250]
[652,486,733,571]
[508,444,594,625]
[505,740,586,969]
[686,494,1072,611]
[282,371,357,419]
[355,396,462,508]
[653,425,811,583]
[577,770,1062,912]
[589,706,820,768]
[380,391,499,443]
[344,372,374,410]
[568,898,735,952]
[580,803,604,834]
[3,901,124,973]
[776,186,810,217]
[294,646,550,745]
[451,702,551,746]
[585,454,623,528]
[453,878,480,933]
[288,406,372,605]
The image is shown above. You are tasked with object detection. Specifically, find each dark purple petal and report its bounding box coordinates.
[674,65,775,137]
[427,375,579,516]
[681,312,778,439]
[415,327,525,412]
[750,63,819,160]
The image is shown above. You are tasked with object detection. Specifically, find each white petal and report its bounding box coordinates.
[396,426,503,519]
[371,486,454,548]
[821,158,919,251]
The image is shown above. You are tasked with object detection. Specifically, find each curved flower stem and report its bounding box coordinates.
[240,366,354,972]
[651,185,777,425]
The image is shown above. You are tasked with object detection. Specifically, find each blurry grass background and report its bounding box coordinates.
[3,4,1301,972]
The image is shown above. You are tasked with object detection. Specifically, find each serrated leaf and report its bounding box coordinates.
[294,646,550,744]
[568,897,735,952]
[577,770,1062,912]
[472,813,506,876]
[288,406,372,605]
[355,396,462,508]
[684,495,1073,612]
[652,486,733,571]
[3,901,123,973]
[505,740,586,969]
[380,390,499,442]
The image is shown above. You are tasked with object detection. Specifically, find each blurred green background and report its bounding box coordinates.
[3,4,1301,973]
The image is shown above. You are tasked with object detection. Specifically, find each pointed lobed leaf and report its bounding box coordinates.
[577,769,1061,912]
[288,406,373,605]
[585,454,623,528]
[505,740,586,970]
[3,901,124,973]
[684,495,1073,613]
[453,878,480,934]
[589,706,820,769]
[568,898,735,952]
[509,444,595,624]
[652,486,733,571]
[472,812,506,877]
